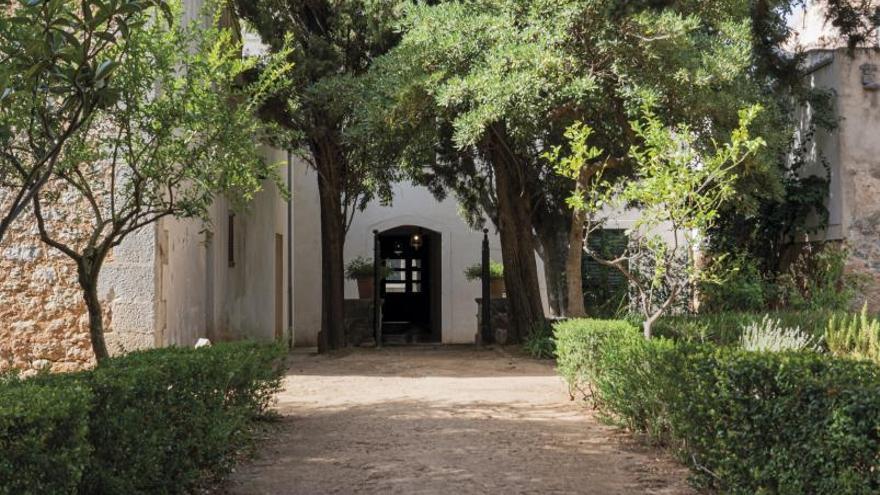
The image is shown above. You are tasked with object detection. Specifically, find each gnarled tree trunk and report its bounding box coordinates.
[78,254,110,363]
[488,126,545,343]
[313,138,347,352]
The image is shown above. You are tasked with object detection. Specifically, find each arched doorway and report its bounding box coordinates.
[378,226,442,344]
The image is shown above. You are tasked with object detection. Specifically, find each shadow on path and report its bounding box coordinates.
[217,347,694,495]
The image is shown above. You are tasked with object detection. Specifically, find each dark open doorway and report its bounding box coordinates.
[378,226,441,344]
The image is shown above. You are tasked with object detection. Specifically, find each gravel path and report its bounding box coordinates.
[219,346,694,495]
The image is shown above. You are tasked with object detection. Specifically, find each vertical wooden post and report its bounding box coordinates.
[373,229,382,348]
[481,228,492,344]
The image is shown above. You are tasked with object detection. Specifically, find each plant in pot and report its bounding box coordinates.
[464,260,505,298]
[346,256,386,299]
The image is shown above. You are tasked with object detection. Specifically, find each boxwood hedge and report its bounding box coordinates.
[0,341,285,494]
[555,318,880,494]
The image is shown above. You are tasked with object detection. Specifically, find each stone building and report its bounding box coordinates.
[0,145,291,373]
[2,1,880,373]
[791,2,880,311]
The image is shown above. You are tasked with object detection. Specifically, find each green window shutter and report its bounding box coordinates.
[582,229,629,317]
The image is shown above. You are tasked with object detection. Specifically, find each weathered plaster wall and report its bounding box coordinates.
[791,8,880,312]
[156,216,209,347]
[833,50,880,311]
[0,194,157,373]
[205,146,290,344]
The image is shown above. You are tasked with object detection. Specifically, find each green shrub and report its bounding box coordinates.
[700,253,768,312]
[82,342,285,493]
[0,375,92,495]
[555,318,880,494]
[553,318,639,399]
[826,304,880,364]
[653,310,834,346]
[464,260,504,281]
[523,320,556,359]
[739,315,821,352]
[775,244,863,312]
[0,341,284,495]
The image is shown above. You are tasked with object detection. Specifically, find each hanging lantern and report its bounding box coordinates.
[410,229,423,250]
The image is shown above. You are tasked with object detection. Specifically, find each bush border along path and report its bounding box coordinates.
[0,342,285,495]
[555,318,880,494]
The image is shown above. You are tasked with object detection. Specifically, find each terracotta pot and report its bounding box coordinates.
[356,277,374,299]
[490,278,505,298]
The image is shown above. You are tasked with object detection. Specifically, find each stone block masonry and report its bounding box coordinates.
[0,197,158,374]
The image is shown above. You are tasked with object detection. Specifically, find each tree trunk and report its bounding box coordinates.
[535,229,568,317]
[488,129,545,343]
[313,138,347,352]
[565,205,588,318]
[78,257,110,363]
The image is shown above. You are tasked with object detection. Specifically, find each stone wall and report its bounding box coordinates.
[0,192,157,374]
[835,50,880,313]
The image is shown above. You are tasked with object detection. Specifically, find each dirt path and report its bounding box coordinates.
[220,346,694,495]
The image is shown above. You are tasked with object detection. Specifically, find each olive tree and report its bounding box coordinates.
[0,0,170,243]
[32,0,291,361]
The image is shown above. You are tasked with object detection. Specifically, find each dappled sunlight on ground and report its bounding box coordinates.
[217,346,694,495]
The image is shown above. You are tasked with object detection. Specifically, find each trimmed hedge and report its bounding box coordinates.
[0,375,92,495]
[555,318,880,494]
[0,342,285,494]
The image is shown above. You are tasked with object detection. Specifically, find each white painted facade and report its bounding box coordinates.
[290,158,553,345]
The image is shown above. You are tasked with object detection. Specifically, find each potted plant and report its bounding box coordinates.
[346,256,383,299]
[464,260,505,298]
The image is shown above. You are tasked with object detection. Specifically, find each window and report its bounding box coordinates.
[385,283,406,293]
[583,229,628,317]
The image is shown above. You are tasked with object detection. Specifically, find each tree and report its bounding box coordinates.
[555,105,765,339]
[31,0,291,361]
[230,0,401,351]
[0,0,169,244]
[356,0,794,337]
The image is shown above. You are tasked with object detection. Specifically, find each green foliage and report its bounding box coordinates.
[739,315,821,352]
[0,0,170,241]
[345,256,390,280]
[523,319,556,359]
[231,0,402,210]
[0,342,284,494]
[555,318,880,493]
[463,260,504,281]
[552,318,640,399]
[775,244,863,311]
[31,0,292,360]
[653,310,835,345]
[826,304,880,364]
[699,252,768,312]
[560,106,764,336]
[0,375,92,495]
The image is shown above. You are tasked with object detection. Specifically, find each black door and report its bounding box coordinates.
[380,234,431,331]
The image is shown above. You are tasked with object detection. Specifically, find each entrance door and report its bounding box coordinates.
[380,232,432,341]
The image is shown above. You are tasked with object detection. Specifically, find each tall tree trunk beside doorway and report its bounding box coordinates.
[313,138,347,352]
[488,129,545,343]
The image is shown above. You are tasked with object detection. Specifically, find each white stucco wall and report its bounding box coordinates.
[154,146,291,346]
[207,147,290,343]
[291,160,552,345]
